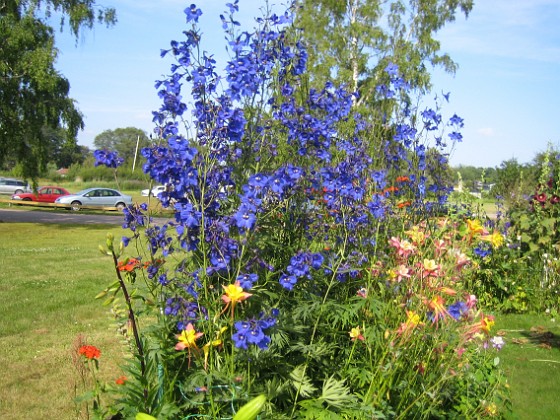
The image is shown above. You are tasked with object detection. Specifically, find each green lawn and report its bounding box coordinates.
[0,223,124,419]
[497,313,560,419]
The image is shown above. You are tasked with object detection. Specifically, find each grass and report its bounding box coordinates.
[0,223,125,419]
[497,313,560,419]
[1,222,559,418]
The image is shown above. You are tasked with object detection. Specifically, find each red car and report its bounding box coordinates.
[11,186,71,203]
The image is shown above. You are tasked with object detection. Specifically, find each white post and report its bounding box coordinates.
[132,135,140,172]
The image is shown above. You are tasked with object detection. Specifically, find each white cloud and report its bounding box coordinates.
[477,127,496,137]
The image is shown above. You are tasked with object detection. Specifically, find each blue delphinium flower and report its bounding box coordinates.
[185,4,202,23]
[232,311,278,350]
[474,244,492,258]
[448,301,469,320]
[237,273,258,290]
[94,149,124,168]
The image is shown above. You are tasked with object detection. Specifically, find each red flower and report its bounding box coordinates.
[115,375,127,385]
[117,258,142,272]
[534,193,547,203]
[79,345,101,360]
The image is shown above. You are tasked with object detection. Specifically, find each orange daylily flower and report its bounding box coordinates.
[466,219,485,235]
[397,201,411,208]
[115,376,127,385]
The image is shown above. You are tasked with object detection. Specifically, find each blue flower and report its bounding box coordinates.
[237,273,258,289]
[279,274,298,291]
[448,301,468,320]
[233,203,257,230]
[185,4,202,23]
[232,331,249,349]
[474,245,491,258]
[93,149,124,168]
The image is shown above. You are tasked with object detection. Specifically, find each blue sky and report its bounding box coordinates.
[54,0,560,168]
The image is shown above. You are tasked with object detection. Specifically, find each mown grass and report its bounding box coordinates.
[497,314,560,419]
[0,223,125,419]
[1,222,559,418]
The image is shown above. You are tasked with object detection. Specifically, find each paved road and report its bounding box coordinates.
[0,208,171,225]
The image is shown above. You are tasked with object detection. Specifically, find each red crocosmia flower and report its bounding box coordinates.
[117,258,142,272]
[383,186,399,194]
[397,201,411,208]
[115,375,127,385]
[79,345,101,360]
[396,176,409,183]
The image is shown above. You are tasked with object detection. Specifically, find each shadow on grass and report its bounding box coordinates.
[518,326,560,350]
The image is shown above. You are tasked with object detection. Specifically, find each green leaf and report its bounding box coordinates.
[319,376,356,408]
[290,365,318,398]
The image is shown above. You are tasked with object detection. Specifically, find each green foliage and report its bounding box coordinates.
[93,127,151,164]
[0,0,116,180]
[491,158,536,206]
[92,211,508,418]
[293,0,473,101]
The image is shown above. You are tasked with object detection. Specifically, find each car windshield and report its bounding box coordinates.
[74,189,91,195]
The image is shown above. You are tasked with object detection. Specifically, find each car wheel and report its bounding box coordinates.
[71,201,82,211]
[115,202,126,211]
[14,189,23,194]
[22,198,32,201]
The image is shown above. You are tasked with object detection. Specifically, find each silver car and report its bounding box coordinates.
[0,178,31,195]
[55,187,132,211]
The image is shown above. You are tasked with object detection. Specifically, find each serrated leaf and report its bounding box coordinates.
[319,376,356,408]
[290,365,317,398]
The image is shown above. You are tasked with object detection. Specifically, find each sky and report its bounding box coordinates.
[53,0,560,168]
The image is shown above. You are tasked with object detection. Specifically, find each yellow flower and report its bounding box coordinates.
[405,226,426,244]
[349,326,364,341]
[202,326,228,370]
[221,282,252,305]
[175,323,203,351]
[482,231,504,248]
[485,402,499,417]
[405,311,421,327]
[466,219,485,235]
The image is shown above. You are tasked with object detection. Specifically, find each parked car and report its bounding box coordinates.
[0,178,31,195]
[11,186,71,203]
[141,185,166,197]
[55,187,132,211]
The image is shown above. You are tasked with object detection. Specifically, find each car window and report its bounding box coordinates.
[43,188,52,194]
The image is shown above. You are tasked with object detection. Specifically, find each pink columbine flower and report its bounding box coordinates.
[388,237,416,259]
